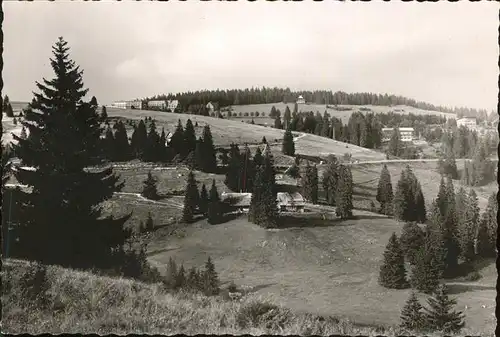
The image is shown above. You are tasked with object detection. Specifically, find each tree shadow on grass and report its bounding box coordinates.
[445,283,495,295]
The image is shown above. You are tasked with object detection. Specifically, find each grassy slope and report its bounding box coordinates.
[146,214,494,334]
[3,259,409,336]
[106,108,386,161]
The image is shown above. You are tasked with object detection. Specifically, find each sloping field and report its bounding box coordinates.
[147,214,494,333]
[229,103,455,124]
[107,108,385,161]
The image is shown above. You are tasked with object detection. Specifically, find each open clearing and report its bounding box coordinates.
[147,214,494,334]
[228,103,456,124]
[107,108,386,161]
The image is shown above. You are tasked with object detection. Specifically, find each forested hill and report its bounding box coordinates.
[142,88,490,119]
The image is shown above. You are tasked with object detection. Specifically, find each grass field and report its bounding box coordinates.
[228,103,456,124]
[146,213,494,334]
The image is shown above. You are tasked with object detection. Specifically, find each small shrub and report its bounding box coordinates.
[227,281,238,292]
[236,300,280,328]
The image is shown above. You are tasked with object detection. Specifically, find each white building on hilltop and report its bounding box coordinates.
[147,100,167,110]
[167,100,179,112]
[457,117,477,130]
[112,100,143,110]
[382,127,414,142]
[296,95,306,104]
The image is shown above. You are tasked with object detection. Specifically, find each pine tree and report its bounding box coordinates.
[185,151,197,170]
[201,125,217,173]
[274,116,283,129]
[376,164,394,215]
[207,179,222,225]
[182,171,199,223]
[423,284,465,333]
[103,126,116,160]
[400,292,425,332]
[253,146,263,169]
[164,257,178,289]
[3,94,10,112]
[145,212,154,231]
[193,137,204,170]
[250,147,278,228]
[240,145,255,192]
[410,230,443,294]
[170,119,185,158]
[186,266,200,291]
[379,233,409,289]
[393,169,408,220]
[199,183,209,216]
[476,193,497,257]
[203,256,220,296]
[184,119,197,155]
[142,171,159,200]
[114,121,132,161]
[441,177,460,276]
[10,37,131,269]
[301,162,318,204]
[224,143,242,192]
[322,155,339,206]
[335,164,353,219]
[414,182,427,223]
[144,119,161,162]
[400,222,425,265]
[131,120,148,159]
[100,105,107,121]
[459,189,479,262]
[262,136,267,144]
[6,103,14,117]
[282,128,295,156]
[175,264,186,289]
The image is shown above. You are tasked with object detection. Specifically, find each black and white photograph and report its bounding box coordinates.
[1,1,498,335]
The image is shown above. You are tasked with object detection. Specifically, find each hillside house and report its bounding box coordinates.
[206,102,220,114]
[221,192,252,213]
[296,95,306,104]
[381,127,414,143]
[457,117,477,130]
[167,100,179,112]
[112,100,143,110]
[147,100,167,110]
[277,192,305,212]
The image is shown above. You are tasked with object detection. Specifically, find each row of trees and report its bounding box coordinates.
[164,257,220,296]
[379,176,497,294]
[145,88,489,119]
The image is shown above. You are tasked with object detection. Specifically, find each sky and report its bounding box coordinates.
[3,1,498,111]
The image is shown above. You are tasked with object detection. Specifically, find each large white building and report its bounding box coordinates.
[167,100,179,112]
[296,95,306,104]
[112,100,143,110]
[147,100,167,110]
[456,117,477,130]
[382,127,414,142]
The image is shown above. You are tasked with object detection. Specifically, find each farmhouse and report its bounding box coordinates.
[381,127,414,143]
[206,102,219,114]
[457,116,477,130]
[296,95,306,104]
[167,99,180,112]
[112,100,143,110]
[220,191,305,213]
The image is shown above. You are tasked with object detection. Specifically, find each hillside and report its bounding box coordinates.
[146,214,494,334]
[106,108,386,161]
[4,258,407,336]
[227,103,456,124]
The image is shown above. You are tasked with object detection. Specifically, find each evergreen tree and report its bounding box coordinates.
[164,257,178,289]
[186,266,200,291]
[301,162,318,204]
[459,189,479,262]
[423,284,465,333]
[175,264,186,289]
[253,146,263,169]
[207,179,222,225]
[100,105,107,121]
[103,126,116,160]
[202,256,220,296]
[131,119,148,159]
[250,147,278,228]
[185,151,197,170]
[379,233,409,289]
[282,128,295,156]
[322,155,338,205]
[10,37,131,269]
[193,137,203,170]
[5,103,14,117]
[400,222,425,265]
[182,171,199,223]
[199,183,209,216]
[3,94,10,112]
[441,177,460,276]
[145,119,161,162]
[283,106,292,129]
[376,164,394,215]
[240,145,255,192]
[170,119,185,157]
[184,119,197,155]
[414,182,427,223]
[400,292,425,332]
[335,164,353,219]
[224,143,242,192]
[410,230,443,294]
[476,192,497,257]
[145,212,154,232]
[274,116,283,129]
[142,171,159,200]
[388,128,402,157]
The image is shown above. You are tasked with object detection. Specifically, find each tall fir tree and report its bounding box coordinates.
[130,119,148,159]
[182,171,199,223]
[114,121,131,161]
[199,183,209,216]
[458,189,479,262]
[476,192,497,258]
[240,145,255,192]
[100,105,107,121]
[103,126,116,160]
[145,119,161,162]
[322,155,339,206]
[142,171,159,200]
[207,179,222,225]
[201,125,217,173]
[301,162,318,204]
[184,119,197,155]
[400,292,425,332]
[423,284,465,334]
[376,164,394,215]
[399,222,425,265]
[378,233,409,289]
[282,128,295,156]
[10,37,131,269]
[335,164,353,219]
[170,119,185,158]
[202,256,220,296]
[410,229,444,294]
[224,143,242,192]
[414,182,427,223]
